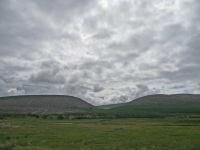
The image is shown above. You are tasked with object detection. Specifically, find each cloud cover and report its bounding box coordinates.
[0,0,200,105]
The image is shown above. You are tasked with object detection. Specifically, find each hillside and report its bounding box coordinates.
[97,103,126,109]
[0,95,96,114]
[98,94,200,109]
[127,94,200,105]
[95,94,200,117]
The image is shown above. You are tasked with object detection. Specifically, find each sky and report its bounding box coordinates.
[0,0,200,105]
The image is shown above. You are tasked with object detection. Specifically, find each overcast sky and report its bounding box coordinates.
[0,0,200,105]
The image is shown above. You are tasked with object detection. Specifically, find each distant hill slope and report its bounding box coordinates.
[97,94,200,117]
[0,95,96,114]
[127,94,200,105]
[97,103,126,109]
[98,94,200,109]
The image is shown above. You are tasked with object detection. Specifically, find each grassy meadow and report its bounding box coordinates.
[96,104,200,118]
[0,116,200,150]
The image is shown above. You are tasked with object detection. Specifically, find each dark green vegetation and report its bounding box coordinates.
[0,117,199,150]
[95,94,200,118]
[0,104,200,119]
[97,103,126,109]
[98,94,200,110]
[95,104,200,118]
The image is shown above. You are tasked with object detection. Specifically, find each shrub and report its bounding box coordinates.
[42,115,48,119]
[5,136,10,140]
[57,115,64,119]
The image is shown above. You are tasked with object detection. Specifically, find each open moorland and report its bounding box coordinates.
[0,117,200,150]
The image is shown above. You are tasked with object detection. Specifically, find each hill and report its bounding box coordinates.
[96,94,200,118]
[0,95,96,114]
[98,94,200,109]
[127,94,200,105]
[97,103,126,109]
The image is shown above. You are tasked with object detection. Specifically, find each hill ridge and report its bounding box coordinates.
[127,94,200,105]
[98,94,200,109]
[0,95,96,114]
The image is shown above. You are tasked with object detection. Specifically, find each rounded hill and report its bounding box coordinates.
[127,94,200,105]
[0,95,96,114]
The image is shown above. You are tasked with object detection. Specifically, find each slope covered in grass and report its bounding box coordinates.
[128,94,200,105]
[97,103,126,109]
[93,104,200,118]
[0,95,96,114]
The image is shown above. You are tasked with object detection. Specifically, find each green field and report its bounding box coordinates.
[94,104,200,119]
[0,117,200,150]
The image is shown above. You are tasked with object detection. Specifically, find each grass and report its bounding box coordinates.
[97,103,126,109]
[94,104,200,118]
[0,117,200,150]
[0,141,16,150]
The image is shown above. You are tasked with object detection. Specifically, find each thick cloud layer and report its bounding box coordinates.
[0,0,200,105]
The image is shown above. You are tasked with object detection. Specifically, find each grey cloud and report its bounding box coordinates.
[80,59,114,69]
[118,95,129,103]
[0,80,10,96]
[68,74,79,84]
[93,29,114,39]
[59,32,80,41]
[109,94,129,104]
[170,85,185,90]
[41,60,56,69]
[33,0,94,14]
[135,84,150,98]
[67,71,92,84]
[30,70,66,84]
[118,1,132,12]
[93,84,104,93]
[107,29,156,53]
[21,83,62,95]
[83,15,99,31]
[32,0,96,24]
[7,88,25,96]
[114,52,139,67]
[0,79,29,96]
[0,1,54,59]
[181,33,200,65]
[99,96,104,99]
[133,84,160,99]
[29,59,67,84]
[0,59,32,85]
[161,24,186,43]
[30,61,66,84]
[63,84,90,98]
[159,64,200,83]
[1,0,200,105]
